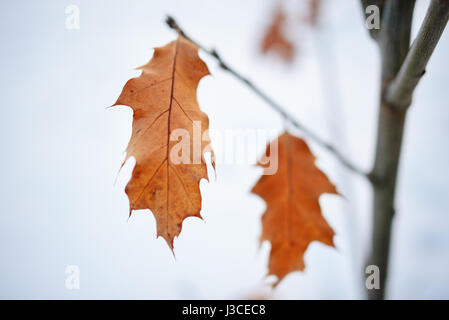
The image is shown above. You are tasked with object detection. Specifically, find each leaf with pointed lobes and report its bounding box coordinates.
[260,7,295,62]
[251,132,338,285]
[112,35,214,252]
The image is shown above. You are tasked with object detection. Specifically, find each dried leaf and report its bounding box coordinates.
[260,7,295,62]
[252,132,337,285]
[113,36,213,251]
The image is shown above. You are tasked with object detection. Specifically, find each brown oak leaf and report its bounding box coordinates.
[251,132,337,285]
[113,35,214,251]
[260,7,295,62]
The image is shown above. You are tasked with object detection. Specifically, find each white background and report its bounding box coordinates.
[0,0,448,299]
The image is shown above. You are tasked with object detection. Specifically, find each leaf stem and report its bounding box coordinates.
[165,15,367,177]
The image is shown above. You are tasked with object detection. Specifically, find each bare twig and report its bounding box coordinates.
[165,16,367,177]
[366,0,416,301]
[378,0,415,81]
[386,0,449,109]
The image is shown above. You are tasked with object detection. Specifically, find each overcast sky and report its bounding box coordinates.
[0,0,448,299]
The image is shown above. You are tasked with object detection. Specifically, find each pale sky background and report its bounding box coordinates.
[0,0,448,299]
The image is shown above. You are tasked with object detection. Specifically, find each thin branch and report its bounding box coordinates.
[385,0,449,109]
[379,0,416,81]
[165,16,367,177]
[364,0,416,301]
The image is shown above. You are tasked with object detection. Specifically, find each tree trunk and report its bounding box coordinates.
[364,0,449,299]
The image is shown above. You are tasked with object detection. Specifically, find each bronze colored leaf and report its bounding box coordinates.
[260,7,295,62]
[113,36,213,251]
[252,132,337,285]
